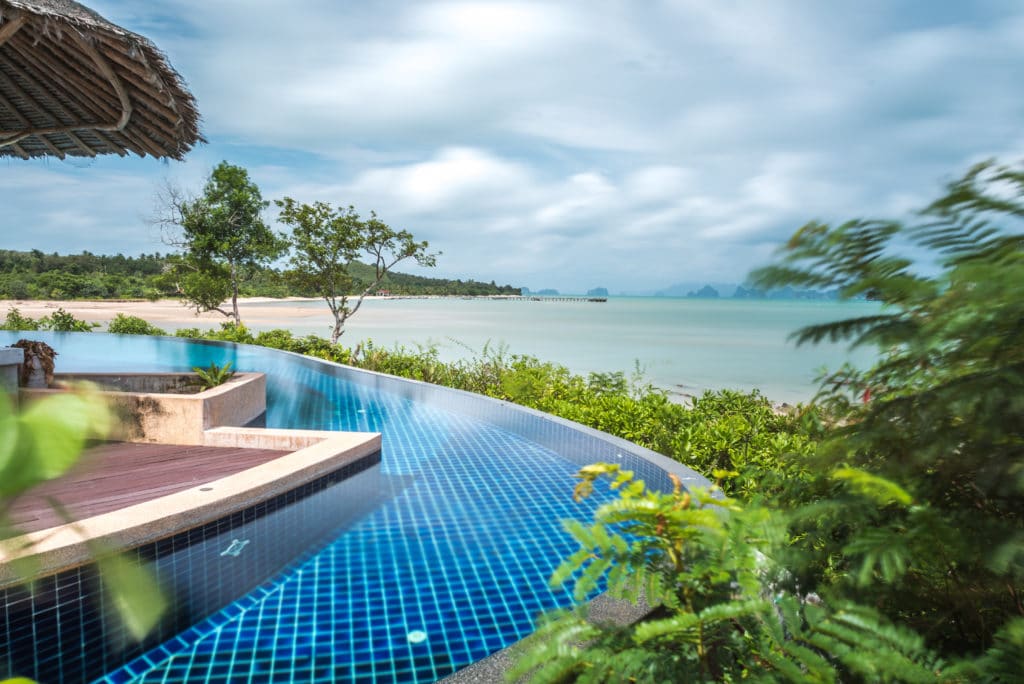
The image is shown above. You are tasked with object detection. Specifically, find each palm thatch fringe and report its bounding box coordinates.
[0,0,203,160]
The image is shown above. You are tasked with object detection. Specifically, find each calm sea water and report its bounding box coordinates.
[252,297,880,405]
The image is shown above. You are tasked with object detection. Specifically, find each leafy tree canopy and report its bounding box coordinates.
[159,161,286,324]
[277,198,437,342]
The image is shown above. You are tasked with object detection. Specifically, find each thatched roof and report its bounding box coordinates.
[0,0,204,160]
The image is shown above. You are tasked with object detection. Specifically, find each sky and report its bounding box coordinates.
[3,1,1023,294]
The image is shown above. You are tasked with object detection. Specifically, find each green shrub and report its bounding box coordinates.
[107,313,167,336]
[0,306,97,332]
[39,307,97,332]
[253,329,352,364]
[193,361,235,390]
[252,328,301,351]
[513,159,1024,680]
[510,465,945,683]
[1,307,40,331]
[750,160,1024,655]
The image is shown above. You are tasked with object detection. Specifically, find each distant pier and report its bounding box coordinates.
[489,295,608,303]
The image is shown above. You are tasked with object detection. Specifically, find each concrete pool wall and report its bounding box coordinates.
[22,371,267,444]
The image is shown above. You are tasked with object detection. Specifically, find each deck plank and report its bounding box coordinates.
[7,442,289,533]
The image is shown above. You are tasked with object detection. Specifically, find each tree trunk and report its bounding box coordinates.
[328,296,348,344]
[230,262,240,325]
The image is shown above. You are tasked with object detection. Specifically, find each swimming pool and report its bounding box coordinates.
[0,332,710,682]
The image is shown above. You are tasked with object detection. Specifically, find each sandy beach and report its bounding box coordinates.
[1,297,327,329]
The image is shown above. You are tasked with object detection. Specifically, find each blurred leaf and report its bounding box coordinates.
[832,468,913,507]
[98,554,168,642]
[19,392,109,480]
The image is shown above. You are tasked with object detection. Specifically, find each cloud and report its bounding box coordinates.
[346,147,534,214]
[3,1,1023,292]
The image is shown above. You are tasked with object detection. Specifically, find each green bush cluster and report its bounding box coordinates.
[1,306,97,332]
[173,323,352,365]
[351,341,817,500]
[106,313,167,336]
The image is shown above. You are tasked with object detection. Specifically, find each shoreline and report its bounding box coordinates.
[1,297,829,407]
[0,295,536,327]
[1,297,325,327]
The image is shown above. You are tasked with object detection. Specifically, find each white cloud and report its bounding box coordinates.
[347,147,533,214]
[3,0,1023,292]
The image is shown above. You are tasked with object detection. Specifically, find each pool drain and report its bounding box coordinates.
[407,630,428,644]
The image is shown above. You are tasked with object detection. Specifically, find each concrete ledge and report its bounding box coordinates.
[55,372,203,394]
[0,346,22,394]
[203,426,345,451]
[0,428,381,586]
[20,372,266,444]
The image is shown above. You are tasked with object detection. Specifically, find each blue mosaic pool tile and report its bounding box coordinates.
[0,334,710,683]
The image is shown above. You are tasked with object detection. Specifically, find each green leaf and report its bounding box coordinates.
[0,392,18,481]
[97,554,168,642]
[843,527,912,585]
[633,613,700,643]
[831,468,913,506]
[19,393,108,480]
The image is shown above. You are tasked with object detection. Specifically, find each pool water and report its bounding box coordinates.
[1,332,704,683]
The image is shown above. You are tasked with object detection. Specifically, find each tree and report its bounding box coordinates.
[157,162,285,324]
[750,158,1024,656]
[512,159,1024,680]
[276,198,437,343]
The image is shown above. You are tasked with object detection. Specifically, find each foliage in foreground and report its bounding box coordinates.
[511,159,1024,681]
[0,387,167,650]
[509,466,949,683]
[751,160,1024,655]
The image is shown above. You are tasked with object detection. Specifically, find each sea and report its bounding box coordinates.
[252,297,881,405]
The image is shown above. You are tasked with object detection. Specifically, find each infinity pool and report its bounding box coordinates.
[0,332,709,683]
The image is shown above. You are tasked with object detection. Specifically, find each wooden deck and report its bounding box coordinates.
[8,442,289,534]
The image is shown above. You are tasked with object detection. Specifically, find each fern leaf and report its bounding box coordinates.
[832,468,914,506]
[842,527,912,585]
[697,599,767,625]
[632,613,700,644]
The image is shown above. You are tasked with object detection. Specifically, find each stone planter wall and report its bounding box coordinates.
[21,372,266,445]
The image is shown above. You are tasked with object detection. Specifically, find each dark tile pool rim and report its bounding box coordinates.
[2,454,385,684]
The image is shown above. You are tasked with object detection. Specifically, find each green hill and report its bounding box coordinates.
[0,249,521,300]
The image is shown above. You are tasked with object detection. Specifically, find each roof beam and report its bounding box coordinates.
[0,68,99,156]
[70,31,132,131]
[0,90,64,158]
[0,15,26,48]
